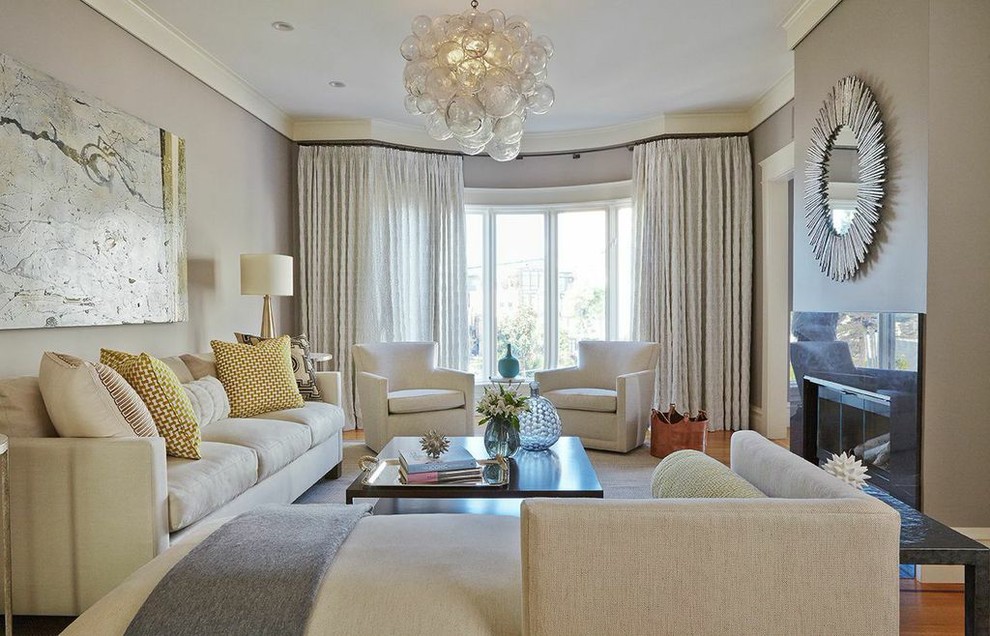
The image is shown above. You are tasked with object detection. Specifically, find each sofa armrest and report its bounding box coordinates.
[616,369,655,449]
[315,371,342,406]
[355,371,389,449]
[424,368,475,399]
[10,436,169,615]
[520,498,900,635]
[532,366,582,393]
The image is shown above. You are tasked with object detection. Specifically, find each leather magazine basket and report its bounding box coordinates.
[650,403,709,459]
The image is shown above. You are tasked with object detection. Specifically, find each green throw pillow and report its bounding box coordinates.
[651,450,767,499]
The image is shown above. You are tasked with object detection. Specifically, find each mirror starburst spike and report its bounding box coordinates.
[804,75,887,282]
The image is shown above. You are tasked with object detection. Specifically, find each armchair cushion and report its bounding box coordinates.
[166,441,258,532]
[388,389,465,414]
[544,388,617,413]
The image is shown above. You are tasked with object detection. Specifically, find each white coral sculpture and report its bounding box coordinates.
[823,452,871,489]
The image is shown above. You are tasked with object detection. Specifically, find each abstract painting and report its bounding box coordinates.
[0,52,187,330]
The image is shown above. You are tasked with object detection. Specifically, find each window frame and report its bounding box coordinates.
[466,197,633,378]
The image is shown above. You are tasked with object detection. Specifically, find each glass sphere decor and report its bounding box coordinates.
[400,2,555,161]
[518,382,561,451]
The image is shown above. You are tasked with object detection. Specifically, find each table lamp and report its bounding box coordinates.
[240,253,293,338]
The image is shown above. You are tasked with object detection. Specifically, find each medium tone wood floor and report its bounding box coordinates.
[347,428,965,633]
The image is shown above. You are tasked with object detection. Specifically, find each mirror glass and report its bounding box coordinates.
[825,125,861,235]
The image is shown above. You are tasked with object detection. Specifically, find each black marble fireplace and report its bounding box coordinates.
[789,312,923,508]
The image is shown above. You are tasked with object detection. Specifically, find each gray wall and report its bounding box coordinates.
[463,147,632,188]
[748,102,794,408]
[793,0,929,313]
[0,0,295,377]
[923,1,990,527]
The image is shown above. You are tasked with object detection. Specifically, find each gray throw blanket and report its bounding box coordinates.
[125,504,372,636]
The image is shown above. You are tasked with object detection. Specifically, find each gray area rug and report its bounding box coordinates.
[295,438,660,504]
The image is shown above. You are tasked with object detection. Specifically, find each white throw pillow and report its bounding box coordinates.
[182,376,230,427]
[38,352,157,438]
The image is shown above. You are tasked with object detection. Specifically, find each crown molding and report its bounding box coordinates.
[780,0,843,50]
[79,0,293,137]
[84,0,793,149]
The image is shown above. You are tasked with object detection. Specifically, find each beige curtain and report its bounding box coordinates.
[298,146,467,427]
[632,137,753,431]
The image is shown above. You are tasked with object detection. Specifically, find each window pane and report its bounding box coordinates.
[557,211,607,367]
[466,213,485,377]
[616,206,634,340]
[496,214,545,373]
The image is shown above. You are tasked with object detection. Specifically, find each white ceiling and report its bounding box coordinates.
[136,0,797,135]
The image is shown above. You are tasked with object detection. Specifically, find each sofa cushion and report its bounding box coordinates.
[388,389,465,414]
[183,376,230,428]
[166,442,258,532]
[201,418,311,480]
[211,337,304,418]
[39,352,157,438]
[0,376,58,438]
[159,356,194,384]
[254,401,344,447]
[544,388,617,413]
[178,352,216,380]
[651,450,767,499]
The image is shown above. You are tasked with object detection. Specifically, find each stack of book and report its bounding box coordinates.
[399,446,482,484]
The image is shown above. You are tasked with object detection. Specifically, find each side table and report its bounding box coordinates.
[0,435,10,636]
[307,352,333,371]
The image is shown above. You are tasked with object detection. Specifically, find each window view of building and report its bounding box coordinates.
[467,201,633,378]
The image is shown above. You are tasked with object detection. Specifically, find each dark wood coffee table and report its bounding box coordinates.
[345,436,603,515]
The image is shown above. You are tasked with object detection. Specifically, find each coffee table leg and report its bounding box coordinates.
[965,555,990,636]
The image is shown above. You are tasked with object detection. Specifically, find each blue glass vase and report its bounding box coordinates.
[497,344,520,379]
[518,382,562,451]
[484,417,520,458]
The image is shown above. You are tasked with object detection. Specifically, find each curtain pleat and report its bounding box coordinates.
[632,137,752,431]
[298,146,467,427]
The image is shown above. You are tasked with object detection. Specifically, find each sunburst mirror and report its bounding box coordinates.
[804,75,887,282]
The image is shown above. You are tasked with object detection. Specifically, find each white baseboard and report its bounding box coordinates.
[916,527,990,583]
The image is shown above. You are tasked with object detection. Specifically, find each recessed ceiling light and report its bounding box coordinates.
[271,21,294,32]
[328,81,346,88]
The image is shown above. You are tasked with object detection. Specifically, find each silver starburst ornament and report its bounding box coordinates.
[823,452,871,489]
[420,430,451,459]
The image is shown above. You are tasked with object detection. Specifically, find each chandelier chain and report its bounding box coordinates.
[470,0,478,8]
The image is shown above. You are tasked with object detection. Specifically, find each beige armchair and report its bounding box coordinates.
[534,341,659,452]
[353,342,475,452]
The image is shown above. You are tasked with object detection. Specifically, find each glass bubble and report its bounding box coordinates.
[461,30,489,58]
[403,61,429,96]
[462,8,478,21]
[489,140,521,162]
[446,94,485,136]
[462,143,487,156]
[519,72,537,95]
[473,12,495,34]
[480,82,521,119]
[455,58,487,94]
[411,15,433,38]
[509,51,529,74]
[463,116,494,145]
[400,35,420,62]
[432,14,450,33]
[483,33,513,68]
[527,83,555,115]
[417,95,438,115]
[437,40,465,69]
[418,31,438,58]
[488,9,506,32]
[536,35,554,57]
[494,114,525,144]
[425,67,456,103]
[505,22,531,48]
[525,42,547,73]
[404,94,420,114]
[426,111,453,140]
[447,14,468,34]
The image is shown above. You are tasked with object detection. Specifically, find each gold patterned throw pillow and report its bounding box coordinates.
[211,336,304,418]
[100,349,202,459]
[234,332,322,401]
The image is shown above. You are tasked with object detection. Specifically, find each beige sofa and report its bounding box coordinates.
[66,431,900,635]
[0,353,346,616]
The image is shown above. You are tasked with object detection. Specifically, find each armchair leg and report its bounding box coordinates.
[325,461,343,480]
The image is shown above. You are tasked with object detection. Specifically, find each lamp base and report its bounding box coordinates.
[260,295,276,339]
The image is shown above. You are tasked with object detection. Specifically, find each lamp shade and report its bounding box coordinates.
[240,254,293,296]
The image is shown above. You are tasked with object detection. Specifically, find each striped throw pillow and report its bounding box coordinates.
[38,352,157,438]
[101,349,202,459]
[211,336,304,418]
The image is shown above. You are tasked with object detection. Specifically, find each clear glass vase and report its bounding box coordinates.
[484,417,521,458]
[518,382,562,451]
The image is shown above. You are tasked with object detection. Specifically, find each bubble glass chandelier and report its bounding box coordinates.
[400,0,555,162]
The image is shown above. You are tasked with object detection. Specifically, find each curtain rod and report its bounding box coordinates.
[296,131,748,158]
